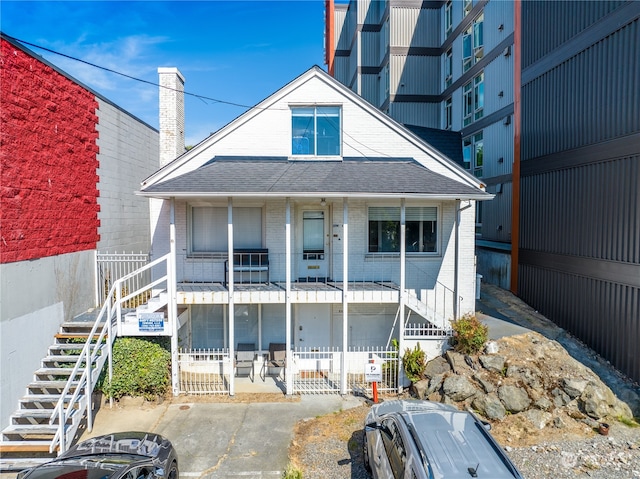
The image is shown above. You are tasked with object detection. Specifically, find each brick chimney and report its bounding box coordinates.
[158,67,185,167]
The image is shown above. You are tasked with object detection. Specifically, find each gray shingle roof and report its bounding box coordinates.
[403,125,464,166]
[141,157,487,198]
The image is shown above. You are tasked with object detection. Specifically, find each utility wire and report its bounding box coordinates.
[3,33,253,109]
[6,34,392,158]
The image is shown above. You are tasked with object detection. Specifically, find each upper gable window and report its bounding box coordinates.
[291,106,341,156]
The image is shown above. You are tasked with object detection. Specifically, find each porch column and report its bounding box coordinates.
[228,197,235,396]
[169,198,179,396]
[285,198,293,395]
[341,198,348,395]
[398,199,406,393]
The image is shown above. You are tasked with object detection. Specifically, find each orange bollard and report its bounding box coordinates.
[370,358,378,403]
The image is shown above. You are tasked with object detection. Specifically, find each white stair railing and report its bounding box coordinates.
[49,253,171,454]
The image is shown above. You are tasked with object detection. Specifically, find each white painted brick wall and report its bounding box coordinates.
[96,99,158,252]
[158,67,185,167]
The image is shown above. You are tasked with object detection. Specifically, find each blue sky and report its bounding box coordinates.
[1,1,329,145]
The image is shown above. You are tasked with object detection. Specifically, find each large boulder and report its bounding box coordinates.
[424,356,451,378]
[442,375,477,402]
[498,385,531,413]
[479,354,505,374]
[473,394,506,420]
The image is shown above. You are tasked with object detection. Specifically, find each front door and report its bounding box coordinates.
[297,208,330,281]
[295,304,332,348]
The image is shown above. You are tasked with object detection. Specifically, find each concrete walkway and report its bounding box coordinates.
[76,394,363,479]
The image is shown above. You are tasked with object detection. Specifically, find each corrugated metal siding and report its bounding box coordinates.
[481,182,512,242]
[481,123,513,178]
[521,0,626,68]
[335,8,351,50]
[389,102,439,128]
[482,55,514,112]
[390,6,440,47]
[520,156,640,262]
[390,55,439,95]
[358,0,384,25]
[519,265,640,385]
[360,74,381,107]
[522,18,640,161]
[360,31,380,66]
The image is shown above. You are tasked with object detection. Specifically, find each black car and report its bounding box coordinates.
[17,432,179,479]
[364,400,523,479]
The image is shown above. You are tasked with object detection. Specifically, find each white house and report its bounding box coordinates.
[137,66,492,396]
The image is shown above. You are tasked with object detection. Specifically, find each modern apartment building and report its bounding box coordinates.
[325,0,640,383]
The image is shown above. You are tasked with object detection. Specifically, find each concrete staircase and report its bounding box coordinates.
[0,315,109,471]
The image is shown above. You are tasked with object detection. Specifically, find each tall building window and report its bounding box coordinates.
[292,106,341,156]
[444,97,452,130]
[463,132,483,178]
[463,72,484,126]
[445,0,453,37]
[473,14,484,61]
[462,14,484,72]
[444,48,453,88]
[463,0,473,17]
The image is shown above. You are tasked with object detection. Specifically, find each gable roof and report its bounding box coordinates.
[139,157,489,200]
[140,66,489,199]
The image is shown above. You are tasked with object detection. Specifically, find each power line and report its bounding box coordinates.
[6,33,391,158]
[3,33,253,109]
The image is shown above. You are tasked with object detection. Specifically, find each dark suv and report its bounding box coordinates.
[363,400,524,479]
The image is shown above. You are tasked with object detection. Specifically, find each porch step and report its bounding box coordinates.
[42,355,87,365]
[26,381,78,394]
[19,395,74,407]
[2,424,59,438]
[48,344,85,354]
[34,367,86,377]
[0,441,54,453]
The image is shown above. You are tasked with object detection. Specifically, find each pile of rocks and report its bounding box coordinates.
[410,332,635,433]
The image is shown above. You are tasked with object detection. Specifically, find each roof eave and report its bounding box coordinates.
[136,191,494,201]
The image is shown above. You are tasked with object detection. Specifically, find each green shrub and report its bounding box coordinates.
[98,337,171,400]
[402,343,426,383]
[450,313,489,354]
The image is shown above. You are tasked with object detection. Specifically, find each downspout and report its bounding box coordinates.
[228,198,235,396]
[398,199,406,394]
[169,197,179,395]
[285,198,293,395]
[341,198,348,395]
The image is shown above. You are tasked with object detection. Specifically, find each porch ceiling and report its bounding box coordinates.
[139,157,490,200]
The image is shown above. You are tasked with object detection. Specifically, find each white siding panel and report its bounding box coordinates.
[391,7,440,47]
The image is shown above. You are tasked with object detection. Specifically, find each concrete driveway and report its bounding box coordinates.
[79,394,363,479]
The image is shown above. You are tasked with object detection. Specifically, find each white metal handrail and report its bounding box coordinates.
[49,253,170,454]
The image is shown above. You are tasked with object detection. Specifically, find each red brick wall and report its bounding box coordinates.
[0,38,100,263]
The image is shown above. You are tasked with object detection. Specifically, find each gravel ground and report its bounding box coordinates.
[291,405,640,479]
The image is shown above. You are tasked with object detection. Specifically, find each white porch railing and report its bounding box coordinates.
[290,347,400,395]
[178,349,230,394]
[96,252,150,308]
